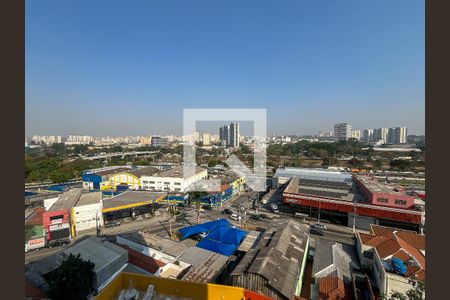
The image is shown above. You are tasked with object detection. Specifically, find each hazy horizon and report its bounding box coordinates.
[26,1,424,137]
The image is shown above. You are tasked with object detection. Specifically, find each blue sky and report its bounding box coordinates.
[26,0,424,137]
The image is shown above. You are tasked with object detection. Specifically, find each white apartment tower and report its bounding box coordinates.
[334,123,352,141]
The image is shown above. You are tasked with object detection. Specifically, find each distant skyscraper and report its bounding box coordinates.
[387,127,407,144]
[219,122,240,148]
[373,128,389,144]
[202,133,210,146]
[334,123,352,141]
[229,122,240,148]
[350,129,361,141]
[362,129,374,144]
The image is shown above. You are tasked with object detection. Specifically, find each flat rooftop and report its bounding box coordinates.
[75,191,102,207]
[150,166,206,178]
[49,188,83,211]
[102,191,166,211]
[119,232,196,258]
[92,167,132,176]
[127,167,161,177]
[354,175,408,195]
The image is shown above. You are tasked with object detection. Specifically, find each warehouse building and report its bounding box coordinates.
[102,191,165,222]
[70,191,103,237]
[280,169,425,232]
[140,166,207,192]
[230,219,310,300]
[82,166,160,191]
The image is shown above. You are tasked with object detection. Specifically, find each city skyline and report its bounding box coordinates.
[26,1,424,136]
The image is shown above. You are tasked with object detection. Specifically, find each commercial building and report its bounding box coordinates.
[230,219,310,300]
[102,191,166,222]
[387,127,407,144]
[356,225,425,297]
[42,188,83,243]
[179,247,229,283]
[278,168,425,231]
[82,166,160,191]
[334,123,352,141]
[353,175,415,209]
[70,191,103,237]
[141,166,208,192]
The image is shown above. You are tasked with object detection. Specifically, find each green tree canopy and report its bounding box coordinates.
[46,253,95,300]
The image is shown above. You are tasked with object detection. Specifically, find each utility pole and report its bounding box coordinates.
[318,201,321,224]
[353,203,357,233]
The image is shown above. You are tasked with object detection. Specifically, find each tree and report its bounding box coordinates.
[25,224,36,241]
[46,253,95,300]
[373,160,383,169]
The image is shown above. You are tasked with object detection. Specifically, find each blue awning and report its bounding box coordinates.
[205,226,247,246]
[196,238,238,256]
[178,218,231,240]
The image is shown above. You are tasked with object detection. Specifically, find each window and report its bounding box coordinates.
[377,198,388,203]
[174,182,181,185]
[142,180,148,184]
[395,199,407,206]
[149,181,155,184]
[363,251,373,259]
[175,188,181,192]
[164,182,170,185]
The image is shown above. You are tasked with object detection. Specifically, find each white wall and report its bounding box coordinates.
[73,203,103,232]
[116,236,175,264]
[44,197,59,211]
[141,170,207,192]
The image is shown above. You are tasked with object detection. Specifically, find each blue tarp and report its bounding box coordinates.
[196,238,238,256]
[178,219,231,240]
[205,226,247,246]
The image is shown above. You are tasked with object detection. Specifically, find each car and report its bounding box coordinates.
[201,205,212,210]
[310,227,324,236]
[311,223,327,231]
[250,214,263,221]
[105,220,121,228]
[222,208,233,215]
[230,213,240,221]
[177,202,186,207]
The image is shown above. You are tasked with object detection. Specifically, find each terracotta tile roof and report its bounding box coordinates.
[376,239,401,259]
[359,225,425,281]
[318,277,352,300]
[396,231,425,251]
[116,244,165,274]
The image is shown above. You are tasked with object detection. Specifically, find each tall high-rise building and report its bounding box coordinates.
[362,129,374,144]
[334,123,352,141]
[387,126,407,144]
[229,122,240,148]
[202,133,211,146]
[219,122,240,148]
[350,129,361,141]
[373,128,389,144]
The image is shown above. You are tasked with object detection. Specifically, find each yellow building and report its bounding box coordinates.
[95,272,270,300]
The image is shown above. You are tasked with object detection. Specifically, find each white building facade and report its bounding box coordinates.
[140,167,208,192]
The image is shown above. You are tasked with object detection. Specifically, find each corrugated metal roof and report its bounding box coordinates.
[231,219,309,299]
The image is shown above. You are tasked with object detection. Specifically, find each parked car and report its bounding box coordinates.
[311,223,327,231]
[259,213,269,219]
[201,205,212,210]
[250,214,263,221]
[230,213,240,221]
[310,227,324,236]
[177,202,186,207]
[269,203,279,213]
[105,220,121,228]
[222,208,233,215]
